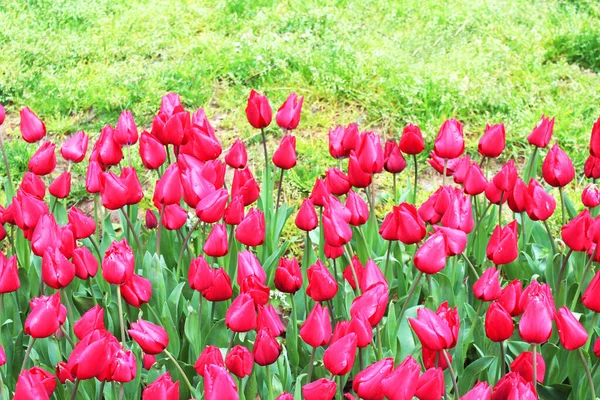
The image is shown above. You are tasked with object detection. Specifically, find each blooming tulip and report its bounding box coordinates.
[415,368,445,400]
[380,355,421,400]
[253,328,281,365]
[274,257,302,294]
[194,345,225,376]
[408,307,453,351]
[24,292,67,338]
[473,267,502,301]
[486,221,518,265]
[246,90,272,128]
[203,268,233,302]
[272,135,297,169]
[493,372,537,400]
[128,318,169,355]
[20,107,46,143]
[73,305,104,340]
[226,345,254,378]
[306,260,338,302]
[121,273,152,307]
[352,358,394,400]
[479,123,506,158]
[42,247,75,289]
[434,118,464,160]
[203,364,238,400]
[461,381,492,400]
[300,303,332,347]
[242,276,270,307]
[14,369,53,400]
[231,167,260,206]
[102,239,134,285]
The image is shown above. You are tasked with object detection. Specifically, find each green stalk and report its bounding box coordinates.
[412,154,418,204]
[116,288,126,345]
[579,348,596,400]
[442,158,447,186]
[557,249,574,295]
[70,379,80,400]
[20,337,35,371]
[156,206,165,255]
[543,220,558,256]
[571,248,596,310]
[307,347,317,382]
[164,349,195,394]
[265,364,274,400]
[383,240,393,278]
[396,271,423,321]
[442,349,459,398]
[275,168,284,213]
[532,345,538,394]
[0,133,14,191]
[121,206,142,251]
[260,128,269,171]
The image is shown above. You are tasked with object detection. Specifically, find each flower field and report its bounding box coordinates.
[1,90,600,399]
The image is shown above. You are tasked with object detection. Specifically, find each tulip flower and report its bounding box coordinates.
[415,368,445,400]
[225,293,257,333]
[61,131,88,162]
[493,372,537,400]
[527,115,554,148]
[189,257,214,292]
[0,253,20,293]
[408,307,453,351]
[115,110,138,145]
[275,92,303,130]
[519,294,553,344]
[14,369,54,400]
[300,304,332,347]
[463,163,487,195]
[85,160,103,194]
[237,250,266,286]
[323,332,357,376]
[68,207,96,239]
[100,171,128,210]
[94,124,123,167]
[399,123,425,154]
[309,177,330,207]
[203,268,233,302]
[583,271,600,312]
[121,274,152,307]
[128,318,169,355]
[73,305,104,340]
[142,372,180,400]
[302,378,337,400]
[121,167,143,205]
[253,328,281,366]
[47,171,71,198]
[493,160,518,194]
[195,188,228,224]
[486,221,518,265]
[461,381,492,400]
[434,118,464,160]
[272,135,297,169]
[347,312,373,348]
[542,144,575,187]
[295,198,318,231]
[154,164,183,206]
[384,139,407,174]
[478,123,506,158]
[507,177,528,213]
[246,89,272,129]
[360,258,388,292]
[158,203,187,230]
[585,154,600,179]
[0,104,3,125]
[414,232,447,275]
[562,210,593,252]
[185,110,222,161]
[235,208,265,247]
[24,292,67,338]
[306,260,338,302]
[326,168,351,196]
[525,178,557,221]
[322,205,353,248]
[352,358,394,400]
[554,306,588,350]
[346,189,369,226]
[582,184,600,208]
[20,107,46,143]
[203,223,228,257]
[231,167,260,206]
[102,239,134,285]
[20,171,46,199]
[143,353,156,370]
[28,141,56,176]
[356,131,384,174]
[348,150,372,188]
[31,214,59,257]
[510,351,545,383]
[194,345,225,376]
[274,257,302,294]
[56,361,74,383]
[203,364,238,400]
[328,125,349,159]
[42,247,76,289]
[473,267,502,301]
[257,304,285,336]
[110,349,138,383]
[499,279,523,316]
[379,356,421,400]
[226,345,254,378]
[485,302,514,342]
[224,139,247,169]
[139,131,166,169]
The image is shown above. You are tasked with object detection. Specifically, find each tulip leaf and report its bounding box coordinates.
[536,384,572,400]
[293,373,306,399]
[457,356,494,395]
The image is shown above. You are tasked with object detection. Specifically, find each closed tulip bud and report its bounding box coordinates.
[272,135,297,169]
[326,168,351,196]
[253,328,281,365]
[231,167,260,206]
[295,198,318,231]
[352,358,394,400]
[234,208,265,247]
[226,345,253,378]
[221,138,246,169]
[85,160,103,194]
[257,304,284,337]
[159,203,187,230]
[94,124,123,167]
[309,178,330,207]
[485,302,514,342]
[409,307,453,351]
[350,283,388,327]
[434,118,464,160]
[115,110,138,145]
[519,295,553,344]
[461,381,492,400]
[194,345,225,376]
[142,372,180,400]
[473,267,502,301]
[322,205,353,248]
[346,312,372,348]
[493,372,537,400]
[56,361,74,384]
[486,221,518,265]
[42,248,75,289]
[154,164,182,205]
[493,160,518,194]
[145,209,158,229]
[138,131,166,170]
[356,131,384,174]
[185,110,222,161]
[302,378,337,400]
[0,253,20,293]
[452,155,472,184]
[414,232,447,274]
[48,171,71,199]
[479,123,506,158]
[306,260,338,302]
[348,150,372,188]
[274,257,302,293]
[100,171,128,210]
[237,250,266,286]
[276,93,303,130]
[20,107,46,143]
[323,332,357,375]
[542,144,575,187]
[527,114,554,148]
[344,189,368,226]
[222,196,243,226]
[202,223,228,257]
[25,292,67,338]
[499,279,522,316]
[143,353,156,370]
[300,304,332,347]
[507,178,528,213]
[583,271,600,312]
[415,368,445,400]
[20,171,46,199]
[68,207,96,239]
[485,180,505,205]
[121,274,152,307]
[246,90,272,129]
[510,351,545,383]
[463,163,487,195]
[400,123,425,154]
[328,125,348,159]
[15,369,53,400]
[590,116,600,157]
[203,365,238,400]
[128,319,169,355]
[359,258,388,293]
[583,184,600,208]
[195,188,228,223]
[384,140,406,174]
[120,167,143,205]
[73,305,104,340]
[225,293,257,333]
[31,214,59,257]
[203,268,233,302]
[61,131,88,163]
[398,203,427,244]
[381,355,421,400]
[525,179,556,221]
[585,154,600,179]
[324,243,344,259]
[555,306,588,350]
[562,210,592,252]
[28,141,56,176]
[102,239,134,285]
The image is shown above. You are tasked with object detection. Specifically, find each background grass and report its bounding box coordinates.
[2,0,600,200]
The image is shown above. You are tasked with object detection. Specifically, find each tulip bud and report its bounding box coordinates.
[408,307,453,351]
[100,172,128,210]
[128,318,169,355]
[328,125,348,159]
[326,168,351,196]
[555,306,588,350]
[102,239,134,285]
[0,253,20,294]
[203,365,238,400]
[203,223,228,257]
[139,131,166,170]
[499,279,523,316]
[142,372,179,400]
[399,123,425,155]
[0,104,4,125]
[194,345,225,377]
[253,328,281,366]
[145,209,158,229]
[381,355,421,400]
[20,107,46,143]
[61,131,88,163]
[15,369,54,400]
[414,232,447,275]
[272,135,297,169]
[478,123,506,158]
[246,90,272,129]
[202,268,233,302]
[348,150,372,188]
[121,274,152,307]
[527,115,554,148]
[85,160,103,194]
[115,110,138,145]
[196,188,228,223]
[583,184,600,208]
[384,139,406,174]
[542,144,575,187]
[154,164,183,206]
[28,141,56,176]
[231,167,260,206]
[276,93,303,130]
[323,332,357,376]
[143,353,156,370]
[353,358,394,400]
[274,256,302,294]
[225,293,257,333]
[300,303,332,348]
[302,378,337,400]
[486,221,518,265]
[519,294,553,344]
[485,302,514,342]
[24,292,67,339]
[73,305,104,340]
[493,372,537,400]
[510,351,545,383]
[415,368,445,400]
[434,118,464,160]
[225,345,253,378]
[463,163,487,195]
[306,260,338,302]
[356,131,384,174]
[473,267,502,301]
[42,248,76,289]
[56,361,74,384]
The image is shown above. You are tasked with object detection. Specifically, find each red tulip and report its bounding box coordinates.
[440,191,474,233]
[14,369,54,400]
[322,201,353,248]
[237,250,266,286]
[257,304,284,336]
[276,93,303,130]
[154,164,183,205]
[274,257,302,294]
[415,368,445,400]
[109,348,137,383]
[185,110,222,161]
[519,293,553,344]
[100,171,128,210]
[194,345,225,376]
[408,307,453,351]
[203,224,228,257]
[486,221,518,265]
[493,372,537,400]
[452,155,471,184]
[85,160,103,194]
[225,345,253,378]
[272,134,297,170]
[594,338,600,357]
[499,279,523,316]
[128,318,169,355]
[246,90,272,129]
[231,167,260,206]
[253,328,281,365]
[139,131,166,170]
[234,208,265,247]
[306,260,338,302]
[383,139,406,174]
[525,179,556,221]
[143,353,156,370]
[300,303,332,347]
[359,258,388,293]
[323,332,357,375]
[542,144,575,187]
[94,125,123,167]
[485,302,514,342]
[115,110,138,145]
[28,141,56,176]
[356,131,384,174]
[352,358,394,400]
[121,274,152,307]
[20,107,46,143]
[344,189,367,226]
[583,184,600,208]
[473,267,502,301]
[0,253,19,293]
[348,150,372,188]
[121,167,144,205]
[507,177,528,213]
[381,356,421,400]
[0,104,4,125]
[159,203,187,230]
[510,351,545,383]
[24,292,67,338]
[20,171,46,199]
[203,268,233,302]
[142,372,179,400]
[302,378,337,400]
[195,188,228,223]
[42,247,75,289]
[326,168,351,196]
[295,198,318,231]
[73,305,104,340]
[346,312,372,348]
[527,115,554,148]
[461,381,492,400]
[400,123,424,154]
[61,131,88,163]
[583,270,600,312]
[309,178,330,207]
[276,393,294,400]
[555,306,588,350]
[225,293,257,333]
[68,207,96,239]
[590,116,600,157]
[225,139,248,169]
[585,154,600,179]
[434,118,464,160]
[56,361,74,384]
[463,163,487,195]
[478,123,506,158]
[31,214,59,257]
[102,239,134,285]
[414,232,447,274]
[12,189,48,238]
[329,125,348,159]
[203,364,238,400]
[46,173,70,200]
[562,210,592,252]
[428,152,459,176]
[145,210,158,229]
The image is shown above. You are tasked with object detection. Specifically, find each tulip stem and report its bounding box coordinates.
[164,349,195,394]
[442,349,459,398]
[275,168,284,214]
[338,375,344,399]
[559,186,567,227]
[461,253,480,280]
[557,248,574,295]
[327,299,336,326]
[156,205,165,255]
[498,191,504,226]
[0,132,14,191]
[520,212,526,249]
[307,347,317,382]
[20,337,35,371]
[265,364,274,400]
[89,236,102,259]
[526,147,539,181]
[260,128,269,171]
[413,154,418,204]
[532,345,538,394]
[384,241,393,278]
[579,348,596,400]
[376,324,383,359]
[393,173,397,201]
[226,331,237,354]
[499,341,506,377]
[176,219,200,278]
[70,379,80,400]
[347,248,361,296]
[121,207,142,251]
[116,287,126,345]
[543,220,558,257]
[463,301,484,353]
[571,247,597,310]
[94,194,101,244]
[60,325,75,347]
[99,381,106,399]
[397,271,423,322]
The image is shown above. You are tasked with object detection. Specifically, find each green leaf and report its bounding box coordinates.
[458,356,494,395]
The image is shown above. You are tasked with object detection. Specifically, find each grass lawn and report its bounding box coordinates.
[2,0,600,201]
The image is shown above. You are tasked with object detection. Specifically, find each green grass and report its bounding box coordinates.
[2,0,600,196]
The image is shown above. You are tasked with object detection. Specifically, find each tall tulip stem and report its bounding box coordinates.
[499,341,506,377]
[20,337,35,371]
[164,349,195,394]
[276,168,284,213]
[557,249,574,294]
[413,154,418,203]
[559,186,567,227]
[543,220,558,256]
[156,206,165,255]
[226,331,237,355]
[0,133,14,191]
[526,147,539,181]
[442,159,447,186]
[116,287,126,345]
[260,128,269,170]
[461,253,480,280]
[384,241,393,278]
[442,349,459,398]
[532,345,538,395]
[397,271,423,321]
[121,207,142,251]
[176,219,201,278]
[393,173,397,201]
[498,192,504,226]
[307,347,317,382]
[571,247,597,310]
[579,348,596,400]
[265,364,274,400]
[70,379,80,400]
